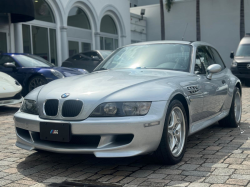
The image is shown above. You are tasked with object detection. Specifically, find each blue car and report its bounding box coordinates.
[0,53,88,94]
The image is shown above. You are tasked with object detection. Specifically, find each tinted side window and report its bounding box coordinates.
[84,52,101,60]
[0,55,17,67]
[210,47,225,69]
[197,46,211,70]
[195,50,206,74]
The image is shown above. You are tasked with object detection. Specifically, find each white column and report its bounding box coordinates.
[14,23,23,53]
[94,32,101,50]
[60,26,68,62]
[120,35,127,47]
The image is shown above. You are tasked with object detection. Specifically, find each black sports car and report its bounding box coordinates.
[62,50,112,72]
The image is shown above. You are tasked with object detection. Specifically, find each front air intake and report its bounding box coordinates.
[62,100,83,118]
[44,99,59,116]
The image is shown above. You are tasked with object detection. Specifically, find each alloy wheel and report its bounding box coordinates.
[29,77,46,92]
[234,90,242,123]
[168,106,186,157]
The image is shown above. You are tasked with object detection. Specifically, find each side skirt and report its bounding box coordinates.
[188,109,230,136]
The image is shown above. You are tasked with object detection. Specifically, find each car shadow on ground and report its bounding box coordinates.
[15,121,250,186]
[0,105,20,115]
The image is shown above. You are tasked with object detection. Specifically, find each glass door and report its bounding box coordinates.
[68,40,91,58]
[68,41,79,58]
[0,32,7,53]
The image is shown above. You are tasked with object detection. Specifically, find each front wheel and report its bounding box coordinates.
[154,100,188,165]
[219,87,242,128]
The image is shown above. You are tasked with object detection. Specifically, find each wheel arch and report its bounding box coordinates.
[170,93,190,133]
[235,81,242,96]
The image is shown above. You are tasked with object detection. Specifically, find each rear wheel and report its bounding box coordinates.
[154,100,188,165]
[28,76,47,93]
[219,87,241,128]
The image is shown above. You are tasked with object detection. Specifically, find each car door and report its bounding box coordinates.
[196,46,228,118]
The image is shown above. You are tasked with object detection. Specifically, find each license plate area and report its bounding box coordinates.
[40,122,71,142]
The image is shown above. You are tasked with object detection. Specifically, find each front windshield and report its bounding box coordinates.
[13,54,53,67]
[236,44,250,57]
[99,51,112,59]
[96,44,192,72]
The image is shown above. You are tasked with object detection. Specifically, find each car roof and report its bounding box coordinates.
[125,40,214,48]
[240,36,250,45]
[0,53,28,56]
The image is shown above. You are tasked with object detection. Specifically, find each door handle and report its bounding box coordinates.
[222,80,226,84]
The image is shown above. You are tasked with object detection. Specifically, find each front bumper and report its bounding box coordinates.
[0,97,23,106]
[14,101,167,157]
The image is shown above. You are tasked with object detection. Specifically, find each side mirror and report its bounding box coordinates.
[230,51,234,59]
[4,62,16,69]
[206,64,222,80]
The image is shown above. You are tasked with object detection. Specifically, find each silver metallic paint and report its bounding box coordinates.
[14,41,241,157]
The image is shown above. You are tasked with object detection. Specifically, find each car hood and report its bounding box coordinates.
[0,72,22,98]
[35,69,190,120]
[234,56,250,63]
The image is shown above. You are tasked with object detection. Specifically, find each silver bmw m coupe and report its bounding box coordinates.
[14,41,242,164]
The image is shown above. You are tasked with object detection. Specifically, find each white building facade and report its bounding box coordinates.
[0,0,131,66]
[131,0,250,67]
[130,0,158,7]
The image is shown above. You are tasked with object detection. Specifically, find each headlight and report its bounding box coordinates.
[15,80,21,86]
[90,102,152,117]
[20,100,38,115]
[51,69,64,79]
[232,60,237,67]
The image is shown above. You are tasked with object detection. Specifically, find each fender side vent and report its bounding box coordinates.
[187,86,199,94]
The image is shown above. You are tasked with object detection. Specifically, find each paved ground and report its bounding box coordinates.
[0,87,250,187]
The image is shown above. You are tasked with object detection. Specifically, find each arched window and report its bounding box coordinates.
[22,0,58,65]
[67,7,91,30]
[101,15,117,34]
[33,0,55,23]
[100,15,118,50]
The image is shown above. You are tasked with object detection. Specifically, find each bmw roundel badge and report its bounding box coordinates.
[61,93,70,98]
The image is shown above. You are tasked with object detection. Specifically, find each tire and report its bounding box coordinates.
[154,100,188,165]
[28,76,47,93]
[219,87,242,128]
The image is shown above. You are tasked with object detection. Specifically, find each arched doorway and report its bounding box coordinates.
[100,15,118,50]
[67,7,92,57]
[21,0,58,65]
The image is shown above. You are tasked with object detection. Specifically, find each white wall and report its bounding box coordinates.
[138,0,159,6]
[130,0,159,7]
[131,0,250,67]
[130,0,138,7]
[131,5,161,41]
[130,13,147,42]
